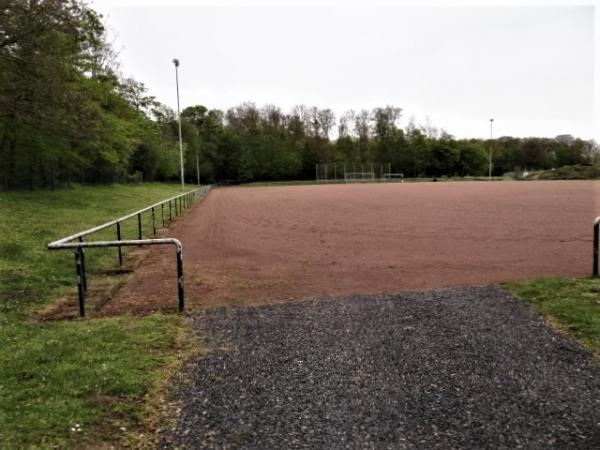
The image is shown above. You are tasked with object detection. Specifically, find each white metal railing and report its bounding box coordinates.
[47,186,211,316]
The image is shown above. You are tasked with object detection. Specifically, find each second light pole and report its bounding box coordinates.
[489,118,494,181]
[173,58,184,189]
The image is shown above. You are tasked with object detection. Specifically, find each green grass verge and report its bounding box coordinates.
[506,277,600,357]
[0,183,190,447]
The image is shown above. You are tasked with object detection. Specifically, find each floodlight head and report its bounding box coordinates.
[173,58,180,67]
[490,118,494,122]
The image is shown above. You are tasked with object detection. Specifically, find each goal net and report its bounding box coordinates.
[382,173,405,182]
[315,163,392,184]
[344,171,376,183]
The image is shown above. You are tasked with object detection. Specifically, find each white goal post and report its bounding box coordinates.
[344,172,376,183]
[383,173,405,182]
[315,163,392,184]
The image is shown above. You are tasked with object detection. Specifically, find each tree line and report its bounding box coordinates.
[1,1,596,190]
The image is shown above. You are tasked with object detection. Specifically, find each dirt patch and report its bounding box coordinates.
[36,247,152,320]
[103,181,598,314]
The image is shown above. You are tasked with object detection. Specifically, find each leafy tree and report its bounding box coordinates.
[1,1,595,189]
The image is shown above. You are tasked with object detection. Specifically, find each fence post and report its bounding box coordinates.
[176,244,184,312]
[75,249,85,317]
[78,237,87,292]
[116,222,123,266]
[169,200,172,221]
[594,220,599,276]
[161,203,165,227]
[152,207,156,236]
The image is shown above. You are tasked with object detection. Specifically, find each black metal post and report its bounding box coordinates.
[176,245,184,312]
[161,203,165,227]
[75,249,85,317]
[152,207,156,236]
[594,222,599,276]
[116,222,123,266]
[169,200,172,221]
[78,237,87,292]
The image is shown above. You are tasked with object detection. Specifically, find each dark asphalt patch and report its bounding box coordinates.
[160,286,600,449]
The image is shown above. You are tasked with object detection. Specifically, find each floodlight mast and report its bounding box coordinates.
[489,118,494,181]
[173,58,184,189]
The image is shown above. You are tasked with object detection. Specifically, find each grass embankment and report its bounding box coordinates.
[525,164,600,180]
[0,183,189,447]
[507,277,600,358]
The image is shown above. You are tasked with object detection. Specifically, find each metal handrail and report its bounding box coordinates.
[48,190,201,246]
[47,186,211,316]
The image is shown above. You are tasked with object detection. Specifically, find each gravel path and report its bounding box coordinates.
[161,286,600,449]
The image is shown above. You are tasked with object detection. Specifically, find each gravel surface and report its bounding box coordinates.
[160,286,600,449]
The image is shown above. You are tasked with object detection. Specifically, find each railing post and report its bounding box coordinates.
[152,207,156,236]
[594,221,599,276]
[116,222,123,266]
[169,200,172,222]
[75,249,85,317]
[137,213,142,243]
[78,237,87,292]
[176,244,184,312]
[161,203,165,228]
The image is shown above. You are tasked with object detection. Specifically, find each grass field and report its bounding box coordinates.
[0,183,190,447]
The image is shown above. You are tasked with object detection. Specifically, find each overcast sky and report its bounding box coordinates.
[91,0,598,140]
